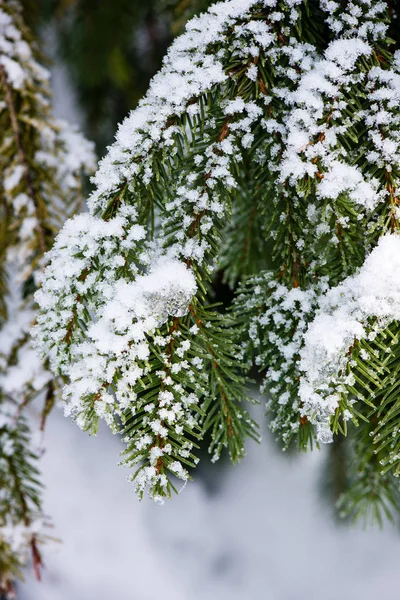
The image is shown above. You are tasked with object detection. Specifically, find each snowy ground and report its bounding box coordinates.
[18,404,400,600]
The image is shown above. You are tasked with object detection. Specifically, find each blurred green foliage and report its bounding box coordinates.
[21,0,213,152]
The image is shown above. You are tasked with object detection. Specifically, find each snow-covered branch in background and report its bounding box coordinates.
[0,0,95,594]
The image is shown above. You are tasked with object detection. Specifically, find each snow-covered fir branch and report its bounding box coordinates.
[33,0,400,525]
[35,0,317,500]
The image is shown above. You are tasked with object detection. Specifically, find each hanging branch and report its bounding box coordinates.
[33,0,400,524]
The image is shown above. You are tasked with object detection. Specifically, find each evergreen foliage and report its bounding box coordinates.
[24,0,400,531]
[0,0,95,593]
